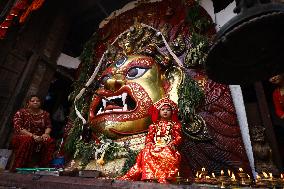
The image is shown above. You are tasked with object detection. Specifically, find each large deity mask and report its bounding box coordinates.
[88,25,184,139]
[90,55,166,138]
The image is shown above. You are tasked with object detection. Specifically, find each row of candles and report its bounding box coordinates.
[176,167,284,188]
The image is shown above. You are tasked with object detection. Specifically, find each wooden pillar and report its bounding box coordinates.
[254,82,283,169]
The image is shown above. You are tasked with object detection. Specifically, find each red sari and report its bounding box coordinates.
[272,88,284,118]
[120,120,182,183]
[11,108,55,171]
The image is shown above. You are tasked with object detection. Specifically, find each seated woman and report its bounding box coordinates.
[120,97,182,183]
[11,95,55,171]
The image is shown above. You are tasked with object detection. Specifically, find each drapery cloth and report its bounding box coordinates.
[272,88,284,118]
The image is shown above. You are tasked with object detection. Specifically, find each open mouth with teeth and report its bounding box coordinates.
[94,92,137,115]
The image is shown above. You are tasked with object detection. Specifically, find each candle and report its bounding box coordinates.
[212,173,216,178]
[262,171,268,178]
[231,173,238,186]
[175,171,182,184]
[196,172,199,178]
[221,170,224,176]
[255,174,266,187]
[239,167,243,172]
[202,167,205,172]
[280,174,284,187]
[269,173,273,179]
[267,173,277,188]
[231,173,236,181]
[228,170,231,176]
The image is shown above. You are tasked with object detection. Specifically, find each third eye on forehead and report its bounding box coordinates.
[115,57,127,68]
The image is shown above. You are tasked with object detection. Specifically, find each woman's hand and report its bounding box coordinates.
[41,133,50,141]
[33,135,43,142]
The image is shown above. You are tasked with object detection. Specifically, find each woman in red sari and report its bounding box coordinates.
[120,97,182,183]
[269,74,284,119]
[11,95,55,171]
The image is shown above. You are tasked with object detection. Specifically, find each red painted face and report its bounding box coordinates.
[89,55,166,139]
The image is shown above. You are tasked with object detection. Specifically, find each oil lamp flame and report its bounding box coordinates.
[212,173,216,178]
[221,170,224,176]
[196,172,199,177]
[231,173,236,180]
[202,167,205,172]
[239,168,243,172]
[262,172,268,178]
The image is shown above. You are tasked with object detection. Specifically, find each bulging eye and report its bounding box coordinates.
[126,67,148,79]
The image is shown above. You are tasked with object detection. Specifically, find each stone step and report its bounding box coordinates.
[0,172,260,189]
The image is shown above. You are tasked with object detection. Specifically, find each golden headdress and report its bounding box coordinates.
[102,22,185,70]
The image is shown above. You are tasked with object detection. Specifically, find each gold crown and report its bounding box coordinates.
[103,22,186,68]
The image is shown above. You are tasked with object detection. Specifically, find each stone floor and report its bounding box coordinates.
[0,171,265,189]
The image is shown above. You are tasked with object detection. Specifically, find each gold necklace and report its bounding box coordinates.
[28,109,42,115]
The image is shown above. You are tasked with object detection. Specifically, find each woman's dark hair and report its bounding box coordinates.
[25,94,42,105]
